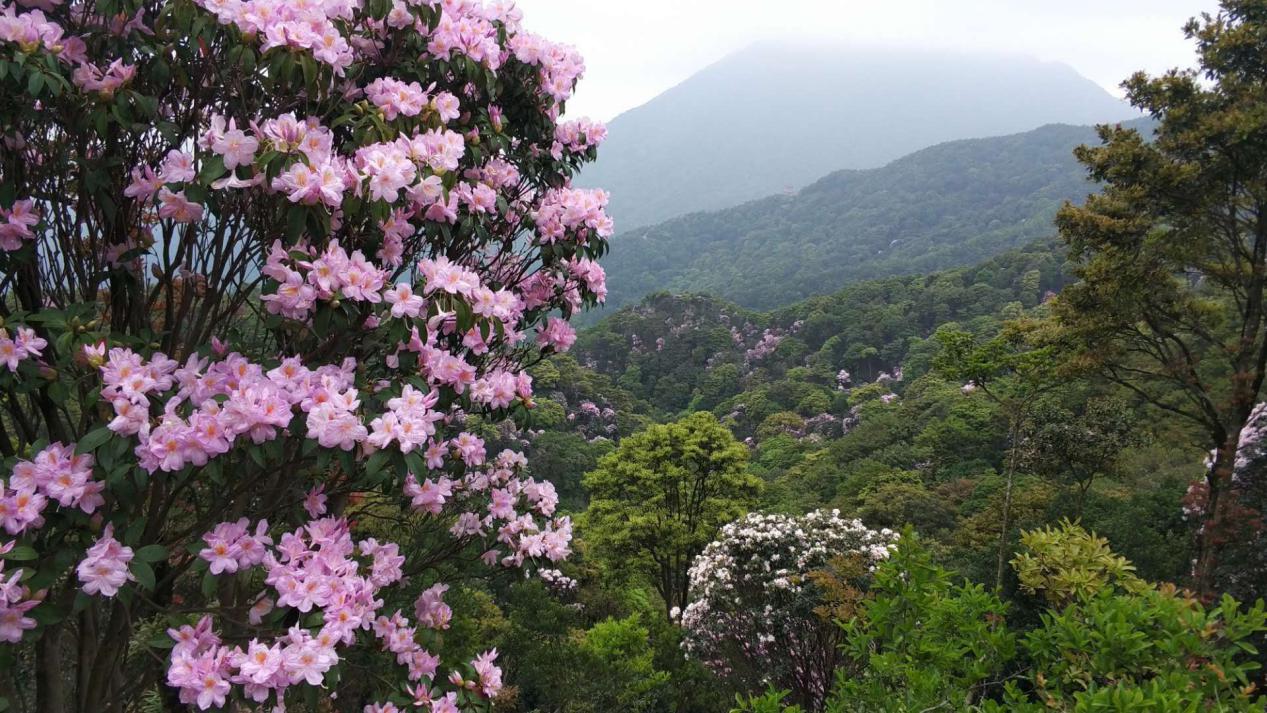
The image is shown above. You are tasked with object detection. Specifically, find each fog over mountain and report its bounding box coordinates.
[584,119,1154,318]
[577,43,1138,230]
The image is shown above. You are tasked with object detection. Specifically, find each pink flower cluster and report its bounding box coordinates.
[357,142,420,203]
[367,77,430,120]
[0,199,38,251]
[373,609,442,682]
[123,149,205,221]
[0,0,611,705]
[193,0,355,71]
[532,187,614,244]
[0,4,80,58]
[745,331,782,363]
[508,31,587,107]
[414,582,452,629]
[76,525,135,597]
[0,541,38,643]
[365,78,461,125]
[168,618,341,709]
[71,58,136,96]
[202,114,259,170]
[567,257,608,303]
[199,518,273,575]
[168,517,400,707]
[261,239,388,320]
[368,384,444,454]
[0,442,102,535]
[0,325,46,371]
[1,5,146,123]
[370,607,503,710]
[537,316,576,353]
[401,446,570,568]
[553,118,607,158]
[425,1,515,68]
[255,116,469,215]
[97,345,361,471]
[165,516,508,710]
[538,567,578,593]
[463,649,504,699]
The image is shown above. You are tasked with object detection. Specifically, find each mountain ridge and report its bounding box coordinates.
[578,43,1139,230]
[583,118,1152,318]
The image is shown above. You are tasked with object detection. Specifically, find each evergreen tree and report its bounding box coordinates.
[1054,0,1267,595]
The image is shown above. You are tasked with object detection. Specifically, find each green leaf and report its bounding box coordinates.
[197,154,227,185]
[286,204,307,242]
[300,54,316,87]
[121,519,147,551]
[47,379,69,405]
[134,544,168,563]
[148,633,176,649]
[76,426,116,454]
[201,570,218,600]
[247,445,267,468]
[2,545,37,561]
[31,602,66,626]
[131,561,156,591]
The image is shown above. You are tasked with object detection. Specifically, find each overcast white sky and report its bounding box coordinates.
[515,0,1223,121]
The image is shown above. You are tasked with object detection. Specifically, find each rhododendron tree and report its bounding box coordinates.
[1184,401,1267,604]
[680,510,897,710]
[0,0,610,709]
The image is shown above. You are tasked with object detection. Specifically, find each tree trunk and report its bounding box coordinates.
[1192,433,1240,598]
[35,624,65,713]
[995,417,1020,591]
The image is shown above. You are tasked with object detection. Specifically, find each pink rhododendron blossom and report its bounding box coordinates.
[0,199,39,250]
[366,77,428,120]
[537,317,576,352]
[532,187,614,244]
[76,525,135,597]
[0,0,607,705]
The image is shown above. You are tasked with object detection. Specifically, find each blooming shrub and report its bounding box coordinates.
[0,0,610,709]
[1184,401,1267,602]
[680,510,897,710]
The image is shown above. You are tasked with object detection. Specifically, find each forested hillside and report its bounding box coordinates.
[473,239,1226,711]
[578,242,1068,412]
[578,44,1135,230]
[5,0,1267,711]
[593,121,1149,315]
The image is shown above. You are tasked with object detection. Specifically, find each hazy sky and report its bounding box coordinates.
[515,0,1223,121]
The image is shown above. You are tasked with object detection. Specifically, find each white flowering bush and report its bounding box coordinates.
[680,510,897,710]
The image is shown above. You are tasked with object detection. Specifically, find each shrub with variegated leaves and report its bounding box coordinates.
[0,0,611,709]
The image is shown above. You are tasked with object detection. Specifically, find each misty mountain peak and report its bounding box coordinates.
[578,44,1138,231]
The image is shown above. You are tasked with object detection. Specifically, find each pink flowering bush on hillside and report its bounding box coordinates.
[0,0,609,709]
[681,510,897,710]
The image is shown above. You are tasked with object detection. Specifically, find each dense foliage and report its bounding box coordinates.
[823,531,1267,712]
[582,411,761,618]
[1052,0,1267,597]
[577,241,1068,415]
[495,4,1267,709]
[588,122,1136,314]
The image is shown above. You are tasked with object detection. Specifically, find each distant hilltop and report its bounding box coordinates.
[577,43,1139,231]
[583,118,1153,318]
